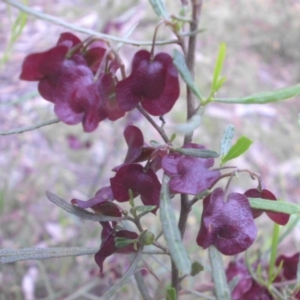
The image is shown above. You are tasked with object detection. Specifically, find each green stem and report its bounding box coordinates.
[268,223,280,284]
[4,0,178,46]
[0,118,60,135]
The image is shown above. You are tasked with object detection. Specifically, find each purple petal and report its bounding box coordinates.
[197,188,257,255]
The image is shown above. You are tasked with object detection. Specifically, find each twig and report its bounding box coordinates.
[0,118,60,135]
[172,0,203,296]
[4,0,178,46]
[137,104,170,144]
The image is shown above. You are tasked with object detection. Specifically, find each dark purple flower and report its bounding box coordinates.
[95,222,138,272]
[162,143,221,195]
[242,282,273,300]
[19,32,122,132]
[98,73,125,121]
[116,50,180,116]
[71,186,122,217]
[226,260,253,299]
[244,189,290,225]
[276,252,300,280]
[110,164,161,212]
[196,188,257,255]
[226,260,273,300]
[123,125,155,164]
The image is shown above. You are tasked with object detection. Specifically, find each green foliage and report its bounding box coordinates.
[160,175,191,275]
[148,0,170,20]
[211,42,227,94]
[174,147,219,158]
[173,49,203,100]
[249,198,300,214]
[215,83,300,104]
[220,124,235,158]
[209,246,231,300]
[221,136,252,165]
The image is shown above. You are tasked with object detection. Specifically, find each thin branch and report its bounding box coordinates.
[137,104,170,144]
[172,0,203,296]
[0,118,60,135]
[4,0,178,46]
[185,0,202,141]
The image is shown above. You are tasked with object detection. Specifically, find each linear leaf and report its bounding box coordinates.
[134,205,157,214]
[220,124,235,157]
[101,247,143,299]
[214,83,300,104]
[46,191,121,222]
[221,136,252,165]
[0,247,98,263]
[173,49,202,100]
[215,76,227,92]
[209,246,231,300]
[148,0,170,20]
[212,43,226,92]
[248,198,300,214]
[160,175,191,275]
[175,148,219,158]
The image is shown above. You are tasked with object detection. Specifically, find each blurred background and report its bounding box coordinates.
[0,0,300,299]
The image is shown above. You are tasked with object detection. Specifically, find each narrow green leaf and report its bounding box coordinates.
[221,136,252,165]
[268,223,280,284]
[175,148,219,158]
[214,83,300,104]
[220,124,235,157]
[166,287,177,300]
[46,191,121,222]
[248,198,300,214]
[101,247,143,298]
[134,205,157,214]
[0,247,98,263]
[114,237,135,248]
[215,76,227,91]
[173,49,202,100]
[209,246,231,300]
[148,0,170,20]
[160,175,191,275]
[212,43,227,92]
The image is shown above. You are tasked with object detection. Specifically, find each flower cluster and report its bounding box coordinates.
[226,253,300,299]
[68,123,290,270]
[20,32,291,279]
[226,259,272,299]
[20,32,180,132]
